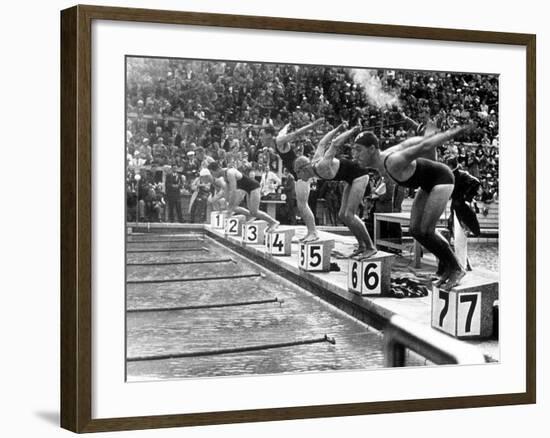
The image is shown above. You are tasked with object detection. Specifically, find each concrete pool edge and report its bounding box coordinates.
[128,222,498,363]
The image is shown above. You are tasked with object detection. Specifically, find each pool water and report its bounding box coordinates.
[126,234,424,381]
[467,242,499,273]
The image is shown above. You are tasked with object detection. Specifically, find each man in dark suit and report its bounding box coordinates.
[445,156,481,272]
[447,156,481,237]
[165,164,184,223]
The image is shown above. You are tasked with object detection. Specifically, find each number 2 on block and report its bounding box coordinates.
[228,219,237,234]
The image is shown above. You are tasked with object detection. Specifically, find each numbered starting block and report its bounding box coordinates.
[242,220,268,245]
[224,215,246,237]
[210,210,229,230]
[347,252,395,296]
[298,240,334,272]
[431,274,498,339]
[265,228,294,256]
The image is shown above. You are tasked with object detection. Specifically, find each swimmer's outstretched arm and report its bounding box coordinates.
[401,126,465,162]
[399,110,421,132]
[276,117,325,148]
[392,136,425,152]
[322,126,361,161]
[313,123,346,160]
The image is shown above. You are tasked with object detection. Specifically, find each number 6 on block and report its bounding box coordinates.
[347,259,381,295]
[347,252,394,296]
[348,259,361,293]
[361,261,381,295]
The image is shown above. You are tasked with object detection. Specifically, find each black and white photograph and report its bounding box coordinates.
[1,0,545,434]
[125,56,500,381]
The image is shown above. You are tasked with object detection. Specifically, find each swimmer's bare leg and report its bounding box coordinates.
[413,185,465,288]
[296,179,319,242]
[442,267,467,289]
[356,247,378,259]
[339,176,377,257]
[248,188,279,231]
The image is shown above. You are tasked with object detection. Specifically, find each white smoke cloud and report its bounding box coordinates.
[350,69,401,110]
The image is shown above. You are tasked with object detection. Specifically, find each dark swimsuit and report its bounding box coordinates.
[225,170,260,194]
[278,148,297,179]
[313,159,369,185]
[383,154,454,192]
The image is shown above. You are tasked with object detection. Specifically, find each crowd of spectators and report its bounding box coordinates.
[125,58,499,223]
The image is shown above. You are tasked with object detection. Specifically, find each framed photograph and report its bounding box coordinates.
[60,4,536,433]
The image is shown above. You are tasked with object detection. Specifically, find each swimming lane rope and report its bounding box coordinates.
[127,334,336,362]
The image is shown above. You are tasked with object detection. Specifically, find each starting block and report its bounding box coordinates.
[431,274,498,339]
[265,228,294,256]
[225,215,246,237]
[210,210,228,229]
[347,251,395,296]
[243,220,268,245]
[299,240,334,272]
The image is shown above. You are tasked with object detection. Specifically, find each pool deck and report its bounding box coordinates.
[129,222,499,362]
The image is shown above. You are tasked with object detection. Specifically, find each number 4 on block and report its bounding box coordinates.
[265,229,294,256]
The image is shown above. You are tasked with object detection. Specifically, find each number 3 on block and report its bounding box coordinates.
[245,225,258,243]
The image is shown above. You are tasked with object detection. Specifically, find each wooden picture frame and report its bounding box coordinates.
[60,4,536,433]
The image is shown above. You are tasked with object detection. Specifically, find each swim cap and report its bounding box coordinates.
[354,131,379,148]
[293,156,311,173]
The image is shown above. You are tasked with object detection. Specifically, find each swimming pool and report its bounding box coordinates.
[126,233,425,381]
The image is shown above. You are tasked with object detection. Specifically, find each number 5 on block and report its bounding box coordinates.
[298,240,333,272]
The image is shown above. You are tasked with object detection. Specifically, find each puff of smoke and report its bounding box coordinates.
[350,69,402,110]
